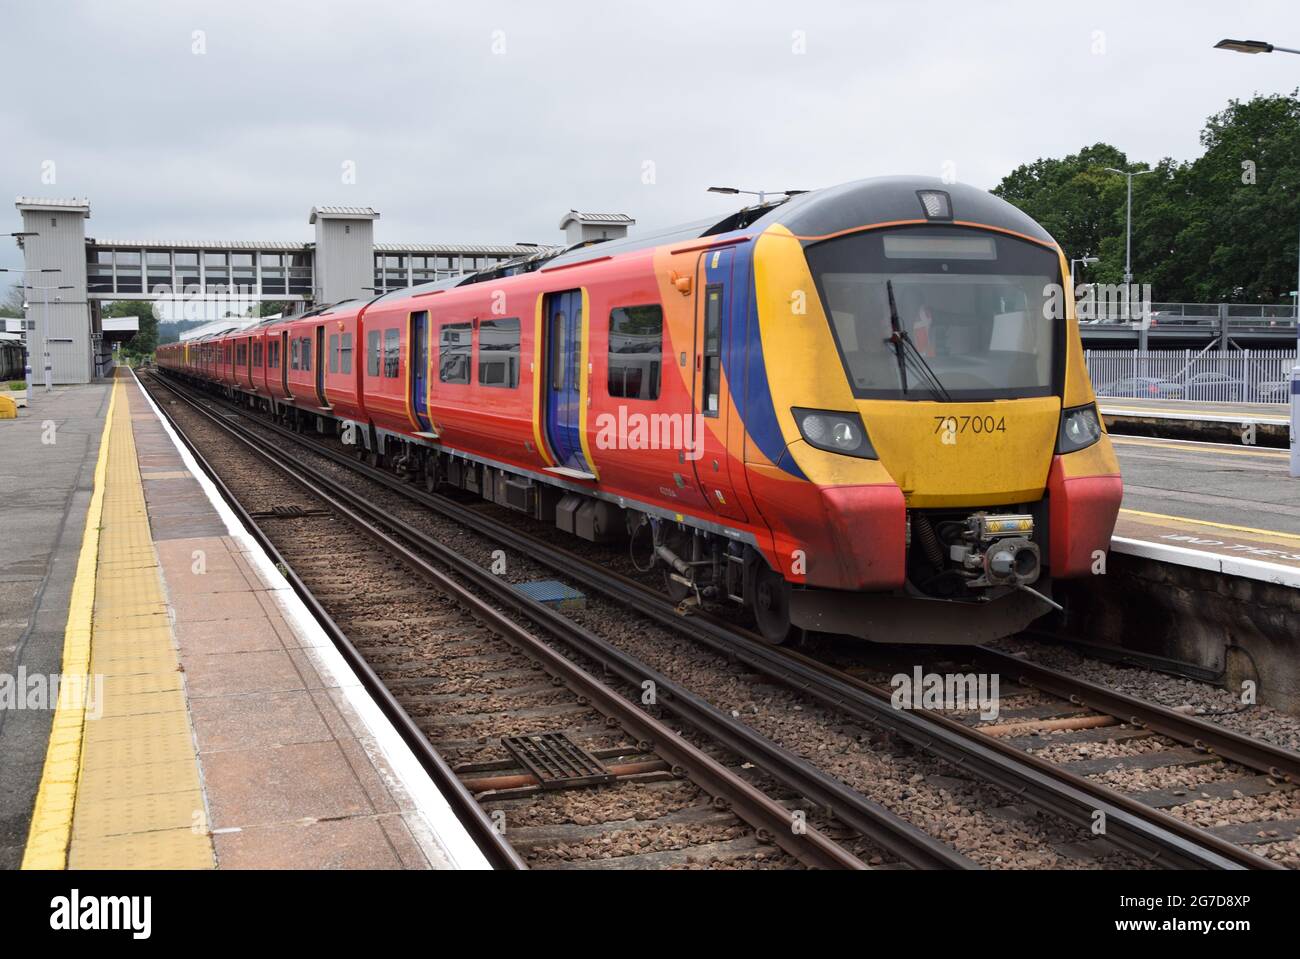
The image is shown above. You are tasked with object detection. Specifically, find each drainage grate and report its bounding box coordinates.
[513,579,586,609]
[501,732,614,790]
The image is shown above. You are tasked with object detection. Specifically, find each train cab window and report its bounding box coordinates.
[367,330,380,376]
[702,286,722,417]
[478,318,520,388]
[608,305,662,401]
[329,333,339,373]
[805,226,1059,401]
[291,338,299,370]
[383,328,400,378]
[438,323,471,384]
[301,337,311,372]
[340,333,353,374]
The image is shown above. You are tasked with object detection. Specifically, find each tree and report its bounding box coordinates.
[101,299,159,357]
[0,283,24,318]
[992,91,1300,304]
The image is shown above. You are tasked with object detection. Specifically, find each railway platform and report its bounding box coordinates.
[1100,396,1290,446]
[2,370,489,870]
[1109,434,1300,586]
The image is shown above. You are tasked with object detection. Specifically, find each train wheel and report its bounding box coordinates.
[750,562,797,645]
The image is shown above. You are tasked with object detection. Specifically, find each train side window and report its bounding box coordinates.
[367,330,380,376]
[438,322,471,384]
[291,338,299,370]
[340,332,353,374]
[253,342,262,367]
[329,333,339,374]
[236,343,246,367]
[383,328,400,378]
[550,312,565,392]
[702,285,722,417]
[301,337,311,372]
[269,340,279,369]
[478,318,519,388]
[608,305,662,400]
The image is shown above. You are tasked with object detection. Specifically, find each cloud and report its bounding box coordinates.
[4,0,1299,276]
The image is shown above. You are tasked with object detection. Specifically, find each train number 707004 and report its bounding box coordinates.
[933,415,1008,435]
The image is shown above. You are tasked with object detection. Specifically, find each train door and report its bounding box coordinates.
[314,325,327,407]
[245,336,254,390]
[690,249,748,521]
[410,311,432,432]
[280,330,292,397]
[542,289,593,476]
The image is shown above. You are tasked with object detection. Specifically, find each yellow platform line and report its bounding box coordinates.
[20,378,117,868]
[1119,507,1300,544]
[1111,436,1288,459]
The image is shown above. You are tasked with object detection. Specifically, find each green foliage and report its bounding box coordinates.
[992,92,1300,303]
[0,284,24,318]
[101,299,158,357]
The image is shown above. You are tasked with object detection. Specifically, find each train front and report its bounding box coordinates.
[745,177,1121,644]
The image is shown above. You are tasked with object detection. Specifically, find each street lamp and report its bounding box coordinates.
[0,264,59,393]
[1214,38,1300,55]
[1102,167,1154,291]
[1070,255,1100,290]
[1215,37,1300,477]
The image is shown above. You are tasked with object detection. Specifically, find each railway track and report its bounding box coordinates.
[825,643,1300,867]
[144,369,1299,869]
[139,370,972,871]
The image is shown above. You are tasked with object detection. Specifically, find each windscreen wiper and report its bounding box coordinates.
[886,281,952,402]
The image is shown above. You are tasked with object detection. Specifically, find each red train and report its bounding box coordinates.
[158,177,1122,644]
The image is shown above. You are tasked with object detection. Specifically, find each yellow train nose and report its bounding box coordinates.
[859,396,1060,508]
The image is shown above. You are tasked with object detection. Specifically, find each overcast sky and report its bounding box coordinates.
[3,0,1299,278]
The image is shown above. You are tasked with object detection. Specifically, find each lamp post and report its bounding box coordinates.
[1069,255,1100,291]
[1104,167,1155,347]
[1215,38,1300,475]
[1102,167,1154,291]
[0,262,58,393]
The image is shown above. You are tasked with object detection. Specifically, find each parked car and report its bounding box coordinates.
[1257,379,1290,402]
[1183,372,1246,402]
[1095,376,1184,399]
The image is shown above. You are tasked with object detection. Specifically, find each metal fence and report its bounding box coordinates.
[1085,349,1298,404]
[1079,301,1299,334]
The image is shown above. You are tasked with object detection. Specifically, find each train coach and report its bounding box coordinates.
[157,176,1122,644]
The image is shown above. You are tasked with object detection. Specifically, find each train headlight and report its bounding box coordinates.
[792,408,878,459]
[1057,404,1102,454]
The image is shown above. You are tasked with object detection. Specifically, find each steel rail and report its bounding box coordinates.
[149,371,1283,869]
[142,373,882,870]
[970,646,1300,785]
